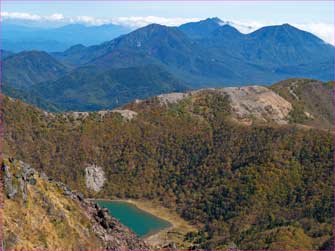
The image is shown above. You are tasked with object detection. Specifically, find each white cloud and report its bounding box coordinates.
[68,16,108,25]
[67,15,201,27]
[294,23,334,45]
[110,16,202,28]
[1,11,200,27]
[1,11,333,44]
[48,13,64,21]
[1,11,42,21]
[1,11,65,22]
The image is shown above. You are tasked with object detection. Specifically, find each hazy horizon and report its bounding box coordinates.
[1,1,334,43]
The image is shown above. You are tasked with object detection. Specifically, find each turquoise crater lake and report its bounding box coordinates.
[96,200,171,237]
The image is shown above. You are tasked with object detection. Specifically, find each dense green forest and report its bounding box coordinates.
[3,80,333,249]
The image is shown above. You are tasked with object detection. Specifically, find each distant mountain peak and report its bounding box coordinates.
[178,17,223,39]
[65,44,86,52]
[281,23,294,28]
[143,23,168,29]
[130,23,173,35]
[250,23,326,43]
[15,50,51,57]
[205,17,224,24]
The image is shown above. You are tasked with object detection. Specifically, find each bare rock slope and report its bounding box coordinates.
[218,86,292,124]
[152,79,331,128]
[154,85,292,124]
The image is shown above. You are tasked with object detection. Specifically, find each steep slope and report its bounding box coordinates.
[2,50,69,89]
[180,19,333,67]
[3,78,333,250]
[90,23,270,86]
[180,20,334,82]
[202,24,245,48]
[1,49,14,59]
[2,85,61,112]
[245,24,333,66]
[51,44,90,67]
[54,23,200,67]
[91,24,199,68]
[55,23,269,87]
[34,64,189,111]
[52,21,333,88]
[270,78,333,129]
[2,157,148,250]
[178,17,223,39]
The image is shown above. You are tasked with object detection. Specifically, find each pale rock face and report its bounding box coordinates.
[97,110,109,117]
[85,164,106,192]
[65,112,89,120]
[304,111,314,119]
[219,86,292,124]
[157,92,189,105]
[155,86,293,124]
[112,109,138,120]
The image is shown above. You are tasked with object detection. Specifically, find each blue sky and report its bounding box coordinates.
[1,1,334,43]
[2,1,333,23]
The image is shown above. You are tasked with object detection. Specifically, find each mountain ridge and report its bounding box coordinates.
[33,64,189,111]
[2,50,70,89]
[3,78,333,249]
[2,18,334,112]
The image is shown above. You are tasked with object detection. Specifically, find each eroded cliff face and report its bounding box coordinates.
[141,86,293,125]
[1,158,148,250]
[85,164,106,192]
[218,86,292,124]
[139,81,331,127]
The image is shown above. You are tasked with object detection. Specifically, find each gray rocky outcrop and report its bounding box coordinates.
[2,161,36,201]
[157,92,190,105]
[3,163,17,199]
[155,86,293,125]
[85,164,106,192]
[86,203,148,250]
[112,109,138,121]
[219,86,292,124]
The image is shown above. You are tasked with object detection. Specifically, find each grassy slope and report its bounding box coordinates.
[2,158,103,250]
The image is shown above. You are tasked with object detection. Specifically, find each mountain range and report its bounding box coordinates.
[2,15,333,251]
[1,17,334,111]
[2,23,131,52]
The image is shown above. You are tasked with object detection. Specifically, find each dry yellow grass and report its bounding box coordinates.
[3,160,102,250]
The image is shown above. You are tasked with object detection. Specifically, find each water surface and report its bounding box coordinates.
[97,200,171,237]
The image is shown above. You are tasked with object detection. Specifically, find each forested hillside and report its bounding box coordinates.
[2,79,333,249]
